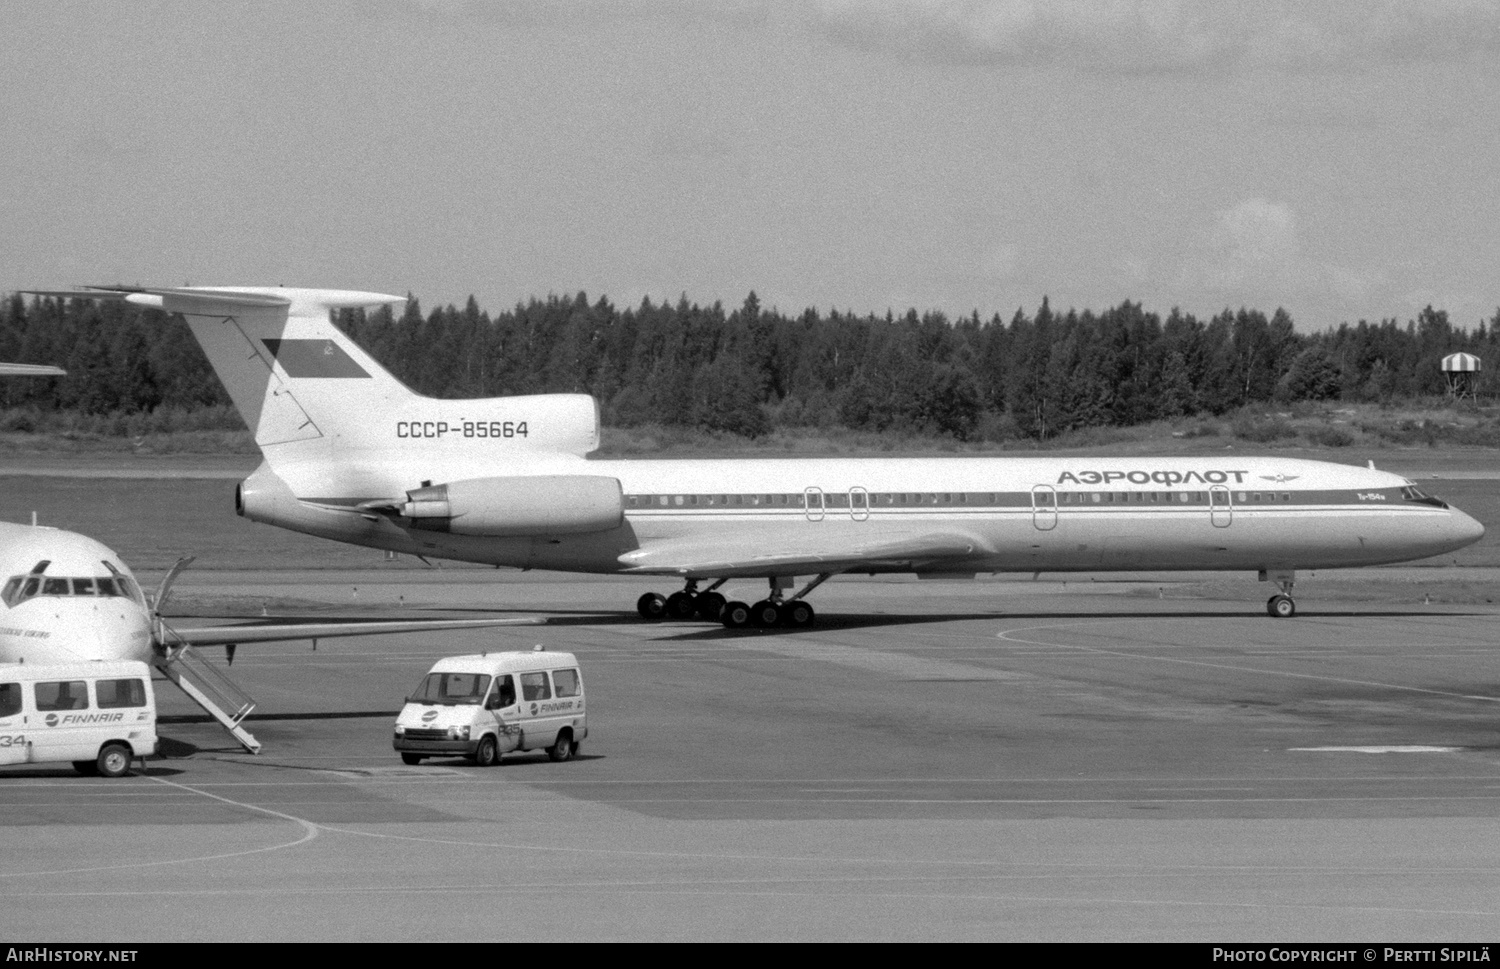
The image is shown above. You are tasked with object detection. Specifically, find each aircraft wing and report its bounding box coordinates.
[166,615,541,647]
[0,363,65,377]
[617,530,990,578]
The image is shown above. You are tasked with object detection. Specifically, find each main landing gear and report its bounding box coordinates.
[637,575,833,630]
[1262,569,1297,619]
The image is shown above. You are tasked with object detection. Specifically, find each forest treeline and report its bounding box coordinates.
[1,290,1496,441]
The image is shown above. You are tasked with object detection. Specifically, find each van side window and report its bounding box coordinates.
[553,669,581,698]
[96,678,147,709]
[0,683,20,717]
[35,680,88,711]
[520,671,551,701]
[494,675,516,708]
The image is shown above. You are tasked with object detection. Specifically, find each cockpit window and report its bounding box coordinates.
[1400,484,1450,508]
[1,574,136,607]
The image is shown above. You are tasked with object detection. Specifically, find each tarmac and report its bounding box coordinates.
[3,573,1500,941]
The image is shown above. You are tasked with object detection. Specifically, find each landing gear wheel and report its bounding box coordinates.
[665,591,697,620]
[695,591,726,621]
[400,753,424,766]
[637,592,667,620]
[548,731,575,762]
[1267,594,1296,619]
[750,599,781,628]
[96,743,131,778]
[779,600,815,628]
[721,601,751,628]
[473,734,500,767]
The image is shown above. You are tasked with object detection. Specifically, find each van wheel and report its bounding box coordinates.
[473,734,500,767]
[96,743,131,778]
[548,730,575,762]
[400,753,424,766]
[72,760,99,776]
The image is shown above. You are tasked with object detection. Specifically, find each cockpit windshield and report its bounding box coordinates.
[1400,482,1450,508]
[409,672,492,706]
[1,573,141,608]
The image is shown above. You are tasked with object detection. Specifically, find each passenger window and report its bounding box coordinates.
[96,678,146,709]
[35,680,88,711]
[520,672,551,701]
[553,669,581,698]
[0,682,20,717]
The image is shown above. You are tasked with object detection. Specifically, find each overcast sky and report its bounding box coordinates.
[4,0,1498,330]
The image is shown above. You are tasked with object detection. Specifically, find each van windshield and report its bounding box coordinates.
[409,672,492,705]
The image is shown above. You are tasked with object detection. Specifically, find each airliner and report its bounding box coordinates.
[0,519,536,752]
[33,286,1485,628]
[0,520,531,666]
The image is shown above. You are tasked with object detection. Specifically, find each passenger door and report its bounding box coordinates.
[1210,485,1233,528]
[1031,485,1058,531]
[30,678,92,762]
[849,487,869,522]
[485,674,521,753]
[516,670,559,749]
[0,681,25,766]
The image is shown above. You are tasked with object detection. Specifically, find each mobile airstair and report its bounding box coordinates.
[154,644,261,754]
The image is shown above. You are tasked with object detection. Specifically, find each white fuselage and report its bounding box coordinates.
[0,523,154,664]
[239,453,1486,579]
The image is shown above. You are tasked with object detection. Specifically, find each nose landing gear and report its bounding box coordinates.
[1262,569,1297,618]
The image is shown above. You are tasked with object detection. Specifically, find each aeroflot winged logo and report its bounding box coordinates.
[1057,469,1252,485]
[261,339,370,378]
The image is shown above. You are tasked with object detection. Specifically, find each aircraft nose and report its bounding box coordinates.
[1454,507,1486,546]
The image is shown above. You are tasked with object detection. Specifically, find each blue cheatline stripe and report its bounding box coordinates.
[261,339,370,378]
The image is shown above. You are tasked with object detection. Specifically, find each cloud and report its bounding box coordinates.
[1199,197,1298,291]
[810,0,1500,73]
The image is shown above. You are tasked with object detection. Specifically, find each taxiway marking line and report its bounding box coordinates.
[995,619,1500,704]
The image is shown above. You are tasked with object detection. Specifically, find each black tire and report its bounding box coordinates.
[72,760,99,776]
[473,734,500,767]
[750,599,781,628]
[721,601,751,628]
[637,592,667,620]
[1267,594,1296,619]
[779,600,815,628]
[96,743,131,778]
[665,591,697,620]
[695,591,726,621]
[548,729,575,762]
[400,753,424,766]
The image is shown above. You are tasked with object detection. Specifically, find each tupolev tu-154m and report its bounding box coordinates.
[32,286,1485,629]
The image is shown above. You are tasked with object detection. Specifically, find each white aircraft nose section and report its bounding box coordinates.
[1454,507,1486,547]
[46,602,154,663]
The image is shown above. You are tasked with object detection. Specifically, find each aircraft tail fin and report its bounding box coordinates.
[53,286,601,477]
